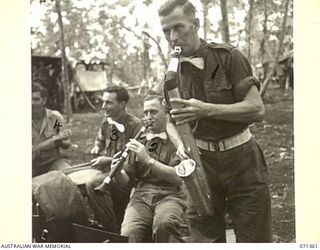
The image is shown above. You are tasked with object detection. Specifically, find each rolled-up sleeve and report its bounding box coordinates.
[228,49,261,101]
[233,76,261,101]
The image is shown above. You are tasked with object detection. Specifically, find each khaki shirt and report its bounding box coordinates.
[124,133,180,187]
[164,40,260,141]
[94,112,143,157]
[32,108,66,166]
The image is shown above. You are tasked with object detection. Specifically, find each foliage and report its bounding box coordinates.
[31,0,293,88]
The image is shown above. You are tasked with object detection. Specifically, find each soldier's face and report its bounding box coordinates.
[102,92,124,119]
[160,6,199,56]
[32,91,45,115]
[143,99,166,133]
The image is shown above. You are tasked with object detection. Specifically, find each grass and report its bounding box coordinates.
[63,87,294,242]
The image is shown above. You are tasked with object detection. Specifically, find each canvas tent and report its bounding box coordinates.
[74,63,107,92]
[72,63,108,111]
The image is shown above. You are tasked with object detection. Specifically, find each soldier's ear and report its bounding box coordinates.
[193,18,200,30]
[120,101,127,109]
[42,96,47,105]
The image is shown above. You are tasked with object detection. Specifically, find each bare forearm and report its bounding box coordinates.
[147,158,182,186]
[204,100,265,123]
[170,85,265,124]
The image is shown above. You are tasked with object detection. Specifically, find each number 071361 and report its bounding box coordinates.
[299,244,318,248]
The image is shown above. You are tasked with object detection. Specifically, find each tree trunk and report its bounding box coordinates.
[142,24,150,83]
[55,0,72,121]
[259,0,268,81]
[246,0,254,63]
[260,0,291,96]
[142,31,167,68]
[220,0,230,43]
[202,0,209,40]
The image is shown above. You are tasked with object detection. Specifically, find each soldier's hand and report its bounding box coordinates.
[55,138,71,149]
[176,145,189,160]
[169,98,210,125]
[91,156,111,171]
[90,146,100,155]
[110,151,122,172]
[126,139,150,165]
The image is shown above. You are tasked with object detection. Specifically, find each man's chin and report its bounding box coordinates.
[147,127,156,133]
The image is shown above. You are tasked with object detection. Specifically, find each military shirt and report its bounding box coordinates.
[32,108,66,166]
[94,112,143,157]
[164,40,260,141]
[124,133,180,187]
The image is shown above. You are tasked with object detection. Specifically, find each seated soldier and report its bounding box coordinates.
[86,86,143,233]
[111,95,187,242]
[32,79,71,177]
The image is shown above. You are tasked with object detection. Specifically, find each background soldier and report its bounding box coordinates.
[32,80,71,177]
[86,85,143,233]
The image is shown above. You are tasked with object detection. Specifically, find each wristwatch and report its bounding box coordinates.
[146,158,155,167]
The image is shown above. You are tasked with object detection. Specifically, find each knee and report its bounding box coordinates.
[85,174,103,193]
[120,224,131,237]
[154,215,178,234]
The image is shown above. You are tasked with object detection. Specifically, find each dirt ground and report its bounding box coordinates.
[63,86,294,243]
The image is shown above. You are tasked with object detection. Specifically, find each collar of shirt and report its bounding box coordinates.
[180,39,208,70]
[180,56,204,70]
[106,117,125,132]
[104,112,129,132]
[144,131,168,141]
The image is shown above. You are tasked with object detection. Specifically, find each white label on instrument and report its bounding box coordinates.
[167,58,179,72]
[175,159,196,177]
[122,151,128,157]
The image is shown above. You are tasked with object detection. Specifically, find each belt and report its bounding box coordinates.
[137,182,181,191]
[195,128,252,152]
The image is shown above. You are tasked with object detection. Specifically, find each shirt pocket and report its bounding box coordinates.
[204,65,234,104]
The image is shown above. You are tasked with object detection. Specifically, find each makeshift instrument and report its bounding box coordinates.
[164,46,215,216]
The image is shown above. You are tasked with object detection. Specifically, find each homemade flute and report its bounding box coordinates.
[164,46,215,216]
[94,124,149,193]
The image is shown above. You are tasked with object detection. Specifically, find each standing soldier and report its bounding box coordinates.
[158,0,272,242]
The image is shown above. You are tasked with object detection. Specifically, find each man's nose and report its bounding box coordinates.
[170,30,178,44]
[102,102,106,109]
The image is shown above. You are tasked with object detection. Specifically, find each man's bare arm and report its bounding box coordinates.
[170,85,265,125]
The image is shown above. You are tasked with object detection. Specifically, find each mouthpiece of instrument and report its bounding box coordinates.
[173,46,182,53]
[142,118,152,127]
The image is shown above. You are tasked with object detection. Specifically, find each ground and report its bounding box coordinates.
[62,86,294,243]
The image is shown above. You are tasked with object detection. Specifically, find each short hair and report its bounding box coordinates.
[158,0,196,17]
[105,85,129,103]
[144,94,164,105]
